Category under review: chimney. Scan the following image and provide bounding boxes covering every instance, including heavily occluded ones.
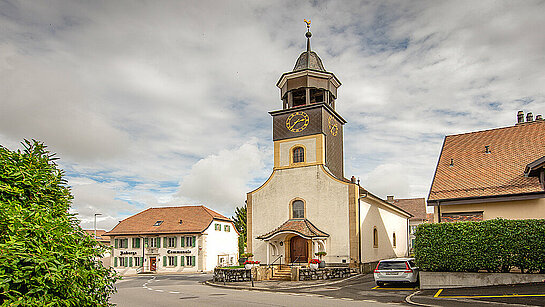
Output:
[485,145,491,154]
[386,195,394,203]
[517,111,524,124]
[527,112,534,122]
[536,115,543,121]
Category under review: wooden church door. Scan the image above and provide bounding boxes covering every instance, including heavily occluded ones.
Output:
[290,236,308,263]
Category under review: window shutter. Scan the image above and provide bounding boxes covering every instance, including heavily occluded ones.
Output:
[163,256,167,266]
[174,237,177,247]
[181,255,185,266]
[140,257,144,266]
[144,238,148,247]
[192,236,196,247]
[163,237,168,247]
[129,257,132,267]
[174,256,177,266]
[157,237,161,248]
[136,238,140,248]
[192,256,196,266]
[114,257,117,267]
[115,239,118,249]
[181,236,185,247]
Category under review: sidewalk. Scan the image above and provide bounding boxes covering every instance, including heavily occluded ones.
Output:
[205,273,361,291]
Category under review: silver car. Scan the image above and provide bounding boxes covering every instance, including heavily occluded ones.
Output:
[373,258,419,286]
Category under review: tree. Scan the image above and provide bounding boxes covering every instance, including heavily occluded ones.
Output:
[232,204,247,256]
[0,140,118,306]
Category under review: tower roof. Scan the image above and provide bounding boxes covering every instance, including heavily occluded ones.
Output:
[293,51,325,72]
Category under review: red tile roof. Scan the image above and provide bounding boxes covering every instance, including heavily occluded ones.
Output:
[257,219,329,240]
[84,229,110,243]
[105,205,233,236]
[429,120,545,201]
[391,198,427,221]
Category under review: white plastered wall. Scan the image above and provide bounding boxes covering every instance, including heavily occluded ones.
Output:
[203,220,239,271]
[111,235,201,275]
[360,198,409,263]
[251,165,351,264]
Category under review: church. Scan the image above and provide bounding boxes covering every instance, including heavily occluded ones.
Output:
[247,23,412,269]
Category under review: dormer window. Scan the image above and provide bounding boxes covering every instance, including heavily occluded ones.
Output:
[293,147,305,163]
[153,220,163,226]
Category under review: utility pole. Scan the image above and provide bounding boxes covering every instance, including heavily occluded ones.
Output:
[94,213,102,239]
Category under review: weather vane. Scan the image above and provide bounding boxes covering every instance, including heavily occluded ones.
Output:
[304,19,311,30]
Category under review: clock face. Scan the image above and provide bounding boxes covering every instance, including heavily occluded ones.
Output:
[328,115,338,136]
[286,111,310,132]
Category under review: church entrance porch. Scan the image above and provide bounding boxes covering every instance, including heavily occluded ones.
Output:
[256,218,329,265]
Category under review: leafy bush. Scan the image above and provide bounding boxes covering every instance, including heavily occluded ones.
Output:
[414,218,545,273]
[0,140,119,306]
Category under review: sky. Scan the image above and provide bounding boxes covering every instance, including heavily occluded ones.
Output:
[2,0,545,230]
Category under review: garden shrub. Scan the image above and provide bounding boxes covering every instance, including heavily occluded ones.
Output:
[0,140,119,306]
[414,218,545,273]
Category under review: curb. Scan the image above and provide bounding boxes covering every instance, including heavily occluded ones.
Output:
[204,273,363,291]
[405,291,437,307]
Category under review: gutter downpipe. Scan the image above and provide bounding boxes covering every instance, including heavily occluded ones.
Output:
[436,201,441,223]
[358,190,368,270]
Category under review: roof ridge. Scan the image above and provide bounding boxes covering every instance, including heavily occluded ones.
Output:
[447,120,545,138]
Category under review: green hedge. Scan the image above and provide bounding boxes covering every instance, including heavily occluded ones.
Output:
[414,218,545,273]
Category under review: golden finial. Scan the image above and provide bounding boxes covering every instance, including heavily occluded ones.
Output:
[304,19,311,30]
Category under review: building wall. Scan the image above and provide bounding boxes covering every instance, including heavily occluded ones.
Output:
[436,198,545,221]
[111,234,200,275]
[249,165,351,264]
[202,220,239,271]
[360,197,409,263]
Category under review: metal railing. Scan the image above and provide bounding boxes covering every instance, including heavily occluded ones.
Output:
[289,256,302,266]
[269,255,283,278]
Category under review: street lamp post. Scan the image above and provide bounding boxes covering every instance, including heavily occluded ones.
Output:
[94,213,102,239]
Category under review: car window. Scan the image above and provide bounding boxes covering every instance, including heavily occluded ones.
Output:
[408,261,416,267]
[377,261,406,270]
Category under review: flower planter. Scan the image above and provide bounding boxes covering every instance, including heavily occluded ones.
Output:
[309,263,319,270]
[318,260,326,268]
[245,264,253,269]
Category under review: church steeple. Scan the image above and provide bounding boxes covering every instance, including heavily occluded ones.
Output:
[270,22,346,179]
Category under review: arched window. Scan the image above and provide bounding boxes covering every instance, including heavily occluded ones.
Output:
[373,227,378,248]
[293,147,304,163]
[292,200,305,219]
[393,232,396,248]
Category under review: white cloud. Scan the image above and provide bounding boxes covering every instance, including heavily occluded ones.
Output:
[177,140,266,215]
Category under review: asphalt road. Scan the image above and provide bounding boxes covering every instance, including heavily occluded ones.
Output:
[111,273,399,306]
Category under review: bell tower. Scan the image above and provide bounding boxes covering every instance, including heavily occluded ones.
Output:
[269,21,346,179]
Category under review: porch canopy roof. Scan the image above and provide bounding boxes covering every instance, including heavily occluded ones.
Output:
[257,219,329,240]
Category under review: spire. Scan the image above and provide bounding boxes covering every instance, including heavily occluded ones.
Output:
[293,20,325,72]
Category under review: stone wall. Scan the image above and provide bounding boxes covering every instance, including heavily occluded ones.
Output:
[213,268,252,282]
[298,267,353,281]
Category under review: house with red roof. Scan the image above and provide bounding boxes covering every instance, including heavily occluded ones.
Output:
[428,111,545,222]
[105,205,238,275]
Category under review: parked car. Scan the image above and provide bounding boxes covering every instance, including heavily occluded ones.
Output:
[373,258,419,286]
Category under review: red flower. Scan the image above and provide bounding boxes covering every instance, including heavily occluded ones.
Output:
[309,259,321,264]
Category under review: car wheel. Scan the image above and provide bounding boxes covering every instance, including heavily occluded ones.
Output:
[376,281,384,287]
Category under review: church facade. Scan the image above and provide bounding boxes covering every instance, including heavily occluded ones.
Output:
[247,26,412,269]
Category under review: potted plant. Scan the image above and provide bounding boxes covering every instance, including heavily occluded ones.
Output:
[239,252,253,265]
[315,252,327,268]
[244,260,260,269]
[308,259,320,270]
